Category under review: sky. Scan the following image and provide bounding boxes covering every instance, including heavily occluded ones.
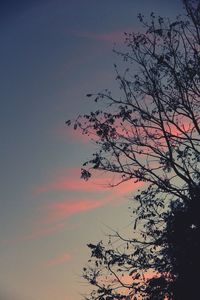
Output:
[0,1,182,299]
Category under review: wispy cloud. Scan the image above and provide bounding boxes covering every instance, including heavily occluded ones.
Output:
[34,166,142,197]
[44,252,72,267]
[69,29,127,43]
[23,222,65,240]
[34,167,143,224]
[43,198,109,223]
[34,167,113,195]
[3,222,66,245]
[99,270,164,299]
[38,183,142,224]
[2,169,144,245]
[54,125,91,143]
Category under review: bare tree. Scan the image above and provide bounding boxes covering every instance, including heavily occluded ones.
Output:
[67,1,200,299]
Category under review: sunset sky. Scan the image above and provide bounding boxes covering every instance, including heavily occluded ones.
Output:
[0,1,182,299]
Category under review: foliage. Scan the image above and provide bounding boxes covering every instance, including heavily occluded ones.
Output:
[67,1,200,299]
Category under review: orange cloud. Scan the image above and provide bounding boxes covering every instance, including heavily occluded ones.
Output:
[99,270,169,299]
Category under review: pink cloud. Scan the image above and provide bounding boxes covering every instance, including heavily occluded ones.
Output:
[44,198,109,223]
[164,119,192,137]
[60,108,193,149]
[2,223,65,245]
[111,179,143,196]
[34,167,113,195]
[54,125,92,143]
[57,118,144,145]
[34,167,143,197]
[23,222,65,240]
[34,167,144,224]
[39,181,143,224]
[109,180,143,207]
[44,252,72,267]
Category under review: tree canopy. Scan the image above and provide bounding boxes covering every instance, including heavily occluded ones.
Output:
[67,1,200,299]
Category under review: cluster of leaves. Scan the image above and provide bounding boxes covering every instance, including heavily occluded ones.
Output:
[67,1,200,299]
[83,185,173,300]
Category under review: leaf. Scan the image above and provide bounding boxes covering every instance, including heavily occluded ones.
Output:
[65,120,71,126]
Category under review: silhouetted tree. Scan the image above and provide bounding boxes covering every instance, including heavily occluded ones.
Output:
[67,0,200,299]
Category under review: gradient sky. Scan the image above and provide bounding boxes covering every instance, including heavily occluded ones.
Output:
[0,1,182,299]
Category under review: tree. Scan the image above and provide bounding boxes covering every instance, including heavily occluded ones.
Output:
[67,0,200,299]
